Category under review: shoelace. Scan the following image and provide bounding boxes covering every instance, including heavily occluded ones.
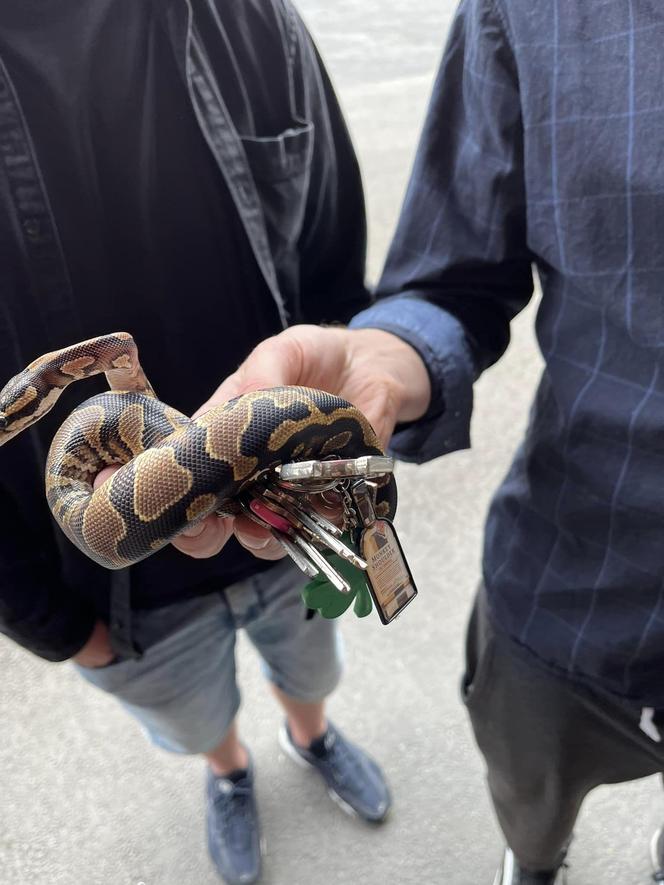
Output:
[211,782,254,849]
[320,735,367,789]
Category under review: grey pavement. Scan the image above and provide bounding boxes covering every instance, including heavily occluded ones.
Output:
[1,3,662,884]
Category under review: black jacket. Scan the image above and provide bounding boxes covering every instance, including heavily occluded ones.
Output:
[0,0,369,662]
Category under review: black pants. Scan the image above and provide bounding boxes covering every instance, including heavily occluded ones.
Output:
[463,586,664,871]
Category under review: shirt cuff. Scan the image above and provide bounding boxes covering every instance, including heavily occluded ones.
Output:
[349,295,476,464]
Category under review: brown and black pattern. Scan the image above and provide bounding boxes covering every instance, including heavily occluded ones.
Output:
[0,335,397,569]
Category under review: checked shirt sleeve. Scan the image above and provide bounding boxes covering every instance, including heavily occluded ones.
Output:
[353,0,534,464]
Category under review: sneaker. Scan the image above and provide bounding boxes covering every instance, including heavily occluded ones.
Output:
[651,826,664,881]
[493,848,568,885]
[206,758,262,885]
[278,720,391,822]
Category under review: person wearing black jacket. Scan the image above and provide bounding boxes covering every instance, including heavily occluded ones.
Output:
[0,2,390,883]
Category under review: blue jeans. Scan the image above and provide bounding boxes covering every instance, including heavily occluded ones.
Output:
[76,559,342,754]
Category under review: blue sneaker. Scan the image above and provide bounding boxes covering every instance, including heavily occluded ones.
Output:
[206,758,262,885]
[278,721,391,822]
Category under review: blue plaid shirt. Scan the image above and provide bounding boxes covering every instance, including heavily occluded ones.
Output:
[351,0,664,706]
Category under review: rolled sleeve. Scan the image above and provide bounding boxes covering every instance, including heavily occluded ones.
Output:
[349,295,476,464]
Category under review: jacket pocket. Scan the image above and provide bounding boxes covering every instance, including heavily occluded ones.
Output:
[241,120,314,294]
[242,121,313,184]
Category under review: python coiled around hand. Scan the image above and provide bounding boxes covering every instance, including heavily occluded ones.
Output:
[0,333,396,569]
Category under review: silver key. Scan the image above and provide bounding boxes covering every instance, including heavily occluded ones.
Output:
[260,485,366,569]
[260,485,343,537]
[349,478,378,528]
[242,489,352,592]
[271,532,319,578]
[237,497,319,579]
[292,534,351,594]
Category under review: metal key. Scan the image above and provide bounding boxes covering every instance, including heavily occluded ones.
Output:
[261,485,344,538]
[259,485,365,568]
[239,487,353,593]
[349,478,378,528]
[240,461,419,625]
[272,532,319,578]
[292,534,351,594]
[236,452,397,599]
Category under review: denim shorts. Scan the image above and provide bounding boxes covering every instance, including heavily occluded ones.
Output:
[75,559,343,754]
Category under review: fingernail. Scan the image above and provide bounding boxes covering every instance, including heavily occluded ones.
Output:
[181,522,206,538]
[240,534,271,550]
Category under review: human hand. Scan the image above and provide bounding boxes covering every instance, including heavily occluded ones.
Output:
[72,618,115,668]
[193,325,431,558]
[192,325,431,449]
[91,325,431,563]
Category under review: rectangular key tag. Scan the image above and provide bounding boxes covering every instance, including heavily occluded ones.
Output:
[359,519,418,625]
[279,455,394,483]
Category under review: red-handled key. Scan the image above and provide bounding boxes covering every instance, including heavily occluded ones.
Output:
[249,498,292,534]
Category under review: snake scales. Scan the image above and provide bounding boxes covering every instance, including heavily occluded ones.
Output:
[0,332,396,569]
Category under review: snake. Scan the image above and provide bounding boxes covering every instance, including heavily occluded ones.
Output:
[0,332,396,569]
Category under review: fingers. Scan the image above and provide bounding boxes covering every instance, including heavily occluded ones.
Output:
[172,515,287,561]
[233,515,287,561]
[92,467,284,562]
[192,328,311,418]
[93,464,120,489]
[193,325,428,451]
[171,514,234,559]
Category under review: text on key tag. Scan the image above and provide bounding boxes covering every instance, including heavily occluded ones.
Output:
[360,520,418,624]
[350,479,418,625]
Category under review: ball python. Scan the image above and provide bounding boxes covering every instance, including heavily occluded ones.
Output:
[0,332,396,569]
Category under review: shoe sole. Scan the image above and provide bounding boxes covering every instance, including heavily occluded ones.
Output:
[651,826,663,872]
[493,847,569,885]
[493,848,515,885]
[206,835,266,885]
[277,724,362,821]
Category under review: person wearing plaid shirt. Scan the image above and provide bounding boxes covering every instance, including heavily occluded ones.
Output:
[208,0,664,882]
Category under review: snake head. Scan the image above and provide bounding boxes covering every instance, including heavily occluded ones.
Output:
[0,370,61,446]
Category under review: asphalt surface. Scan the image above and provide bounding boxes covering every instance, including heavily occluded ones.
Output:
[1,2,662,884]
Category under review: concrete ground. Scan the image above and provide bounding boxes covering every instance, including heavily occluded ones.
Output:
[1,2,662,884]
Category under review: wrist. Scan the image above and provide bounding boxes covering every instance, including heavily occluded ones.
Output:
[348,329,431,424]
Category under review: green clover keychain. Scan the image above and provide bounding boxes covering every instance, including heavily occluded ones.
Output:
[301,533,373,619]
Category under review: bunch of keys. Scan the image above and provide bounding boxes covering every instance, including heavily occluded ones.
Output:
[239,455,418,625]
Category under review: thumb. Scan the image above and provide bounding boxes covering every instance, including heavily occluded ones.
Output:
[192,329,307,418]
